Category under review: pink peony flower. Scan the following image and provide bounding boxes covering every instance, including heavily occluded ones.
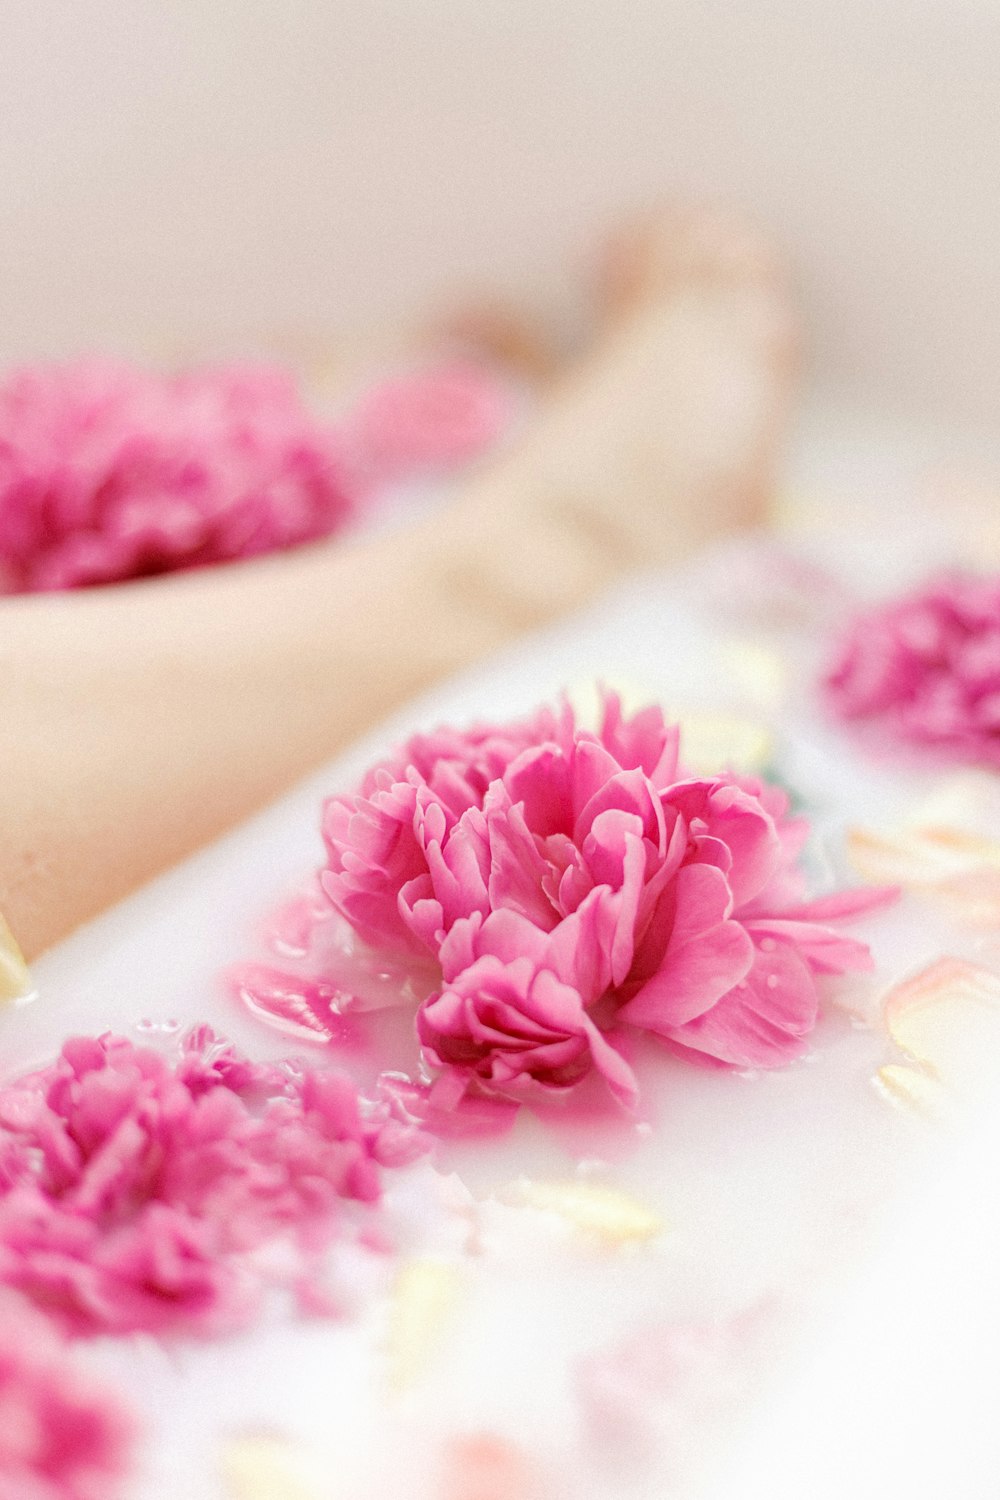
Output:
[0,1027,411,1336]
[321,694,888,1103]
[321,702,567,957]
[0,1290,135,1500]
[825,571,1000,766]
[0,357,509,594]
[417,943,639,1102]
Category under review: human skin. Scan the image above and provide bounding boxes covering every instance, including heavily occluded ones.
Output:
[0,207,796,959]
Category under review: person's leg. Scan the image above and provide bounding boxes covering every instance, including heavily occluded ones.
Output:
[0,206,796,959]
[435,204,795,627]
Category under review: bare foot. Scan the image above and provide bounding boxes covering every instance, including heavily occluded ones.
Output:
[433,203,798,626]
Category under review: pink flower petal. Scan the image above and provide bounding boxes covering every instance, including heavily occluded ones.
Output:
[0,1030,409,1338]
[0,1290,136,1499]
[310,692,889,1106]
[825,571,1000,767]
[663,940,819,1069]
[620,865,755,1031]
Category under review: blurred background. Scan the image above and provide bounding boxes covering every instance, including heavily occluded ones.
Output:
[1,0,998,427]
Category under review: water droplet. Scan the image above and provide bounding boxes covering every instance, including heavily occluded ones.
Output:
[760,937,777,953]
[766,975,779,989]
[135,1017,181,1035]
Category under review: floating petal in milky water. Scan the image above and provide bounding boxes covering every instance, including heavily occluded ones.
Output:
[502,1178,663,1246]
[847,824,1000,929]
[873,1063,950,1121]
[388,1258,463,1392]
[879,957,1000,1104]
[219,1432,322,1500]
[847,824,1000,884]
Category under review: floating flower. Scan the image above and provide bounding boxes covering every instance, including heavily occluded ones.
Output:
[0,1028,415,1337]
[0,358,508,593]
[320,694,888,1104]
[0,1290,135,1500]
[321,702,566,957]
[825,571,1000,766]
[0,362,354,591]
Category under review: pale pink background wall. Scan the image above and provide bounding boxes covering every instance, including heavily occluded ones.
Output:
[1,1,998,423]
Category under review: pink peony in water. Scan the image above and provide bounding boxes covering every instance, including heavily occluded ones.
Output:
[824,571,1000,767]
[0,358,508,593]
[321,694,888,1103]
[0,1027,414,1336]
[0,1290,135,1500]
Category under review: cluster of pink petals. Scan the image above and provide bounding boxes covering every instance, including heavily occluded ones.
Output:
[0,357,507,593]
[321,694,887,1104]
[0,1290,135,1500]
[825,571,1000,766]
[0,1027,410,1337]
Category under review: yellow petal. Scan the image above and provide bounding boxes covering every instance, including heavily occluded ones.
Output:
[0,914,31,1004]
[505,1178,663,1245]
[675,711,773,777]
[218,1434,321,1500]
[873,1064,950,1122]
[845,826,978,887]
[387,1258,462,1393]
[881,958,1000,1097]
[847,825,1000,928]
[931,867,1000,930]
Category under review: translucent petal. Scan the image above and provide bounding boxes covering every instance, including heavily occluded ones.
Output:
[504,1177,663,1245]
[218,1433,321,1500]
[873,1063,950,1121]
[388,1258,462,1392]
[881,958,1000,1098]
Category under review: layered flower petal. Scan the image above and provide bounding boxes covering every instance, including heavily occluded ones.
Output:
[316,691,888,1107]
[657,940,820,1069]
[825,571,1000,767]
[619,864,755,1029]
[0,1290,135,1499]
[0,1030,401,1337]
[0,358,509,594]
[417,958,638,1104]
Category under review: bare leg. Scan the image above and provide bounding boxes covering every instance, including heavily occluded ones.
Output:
[0,206,796,959]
